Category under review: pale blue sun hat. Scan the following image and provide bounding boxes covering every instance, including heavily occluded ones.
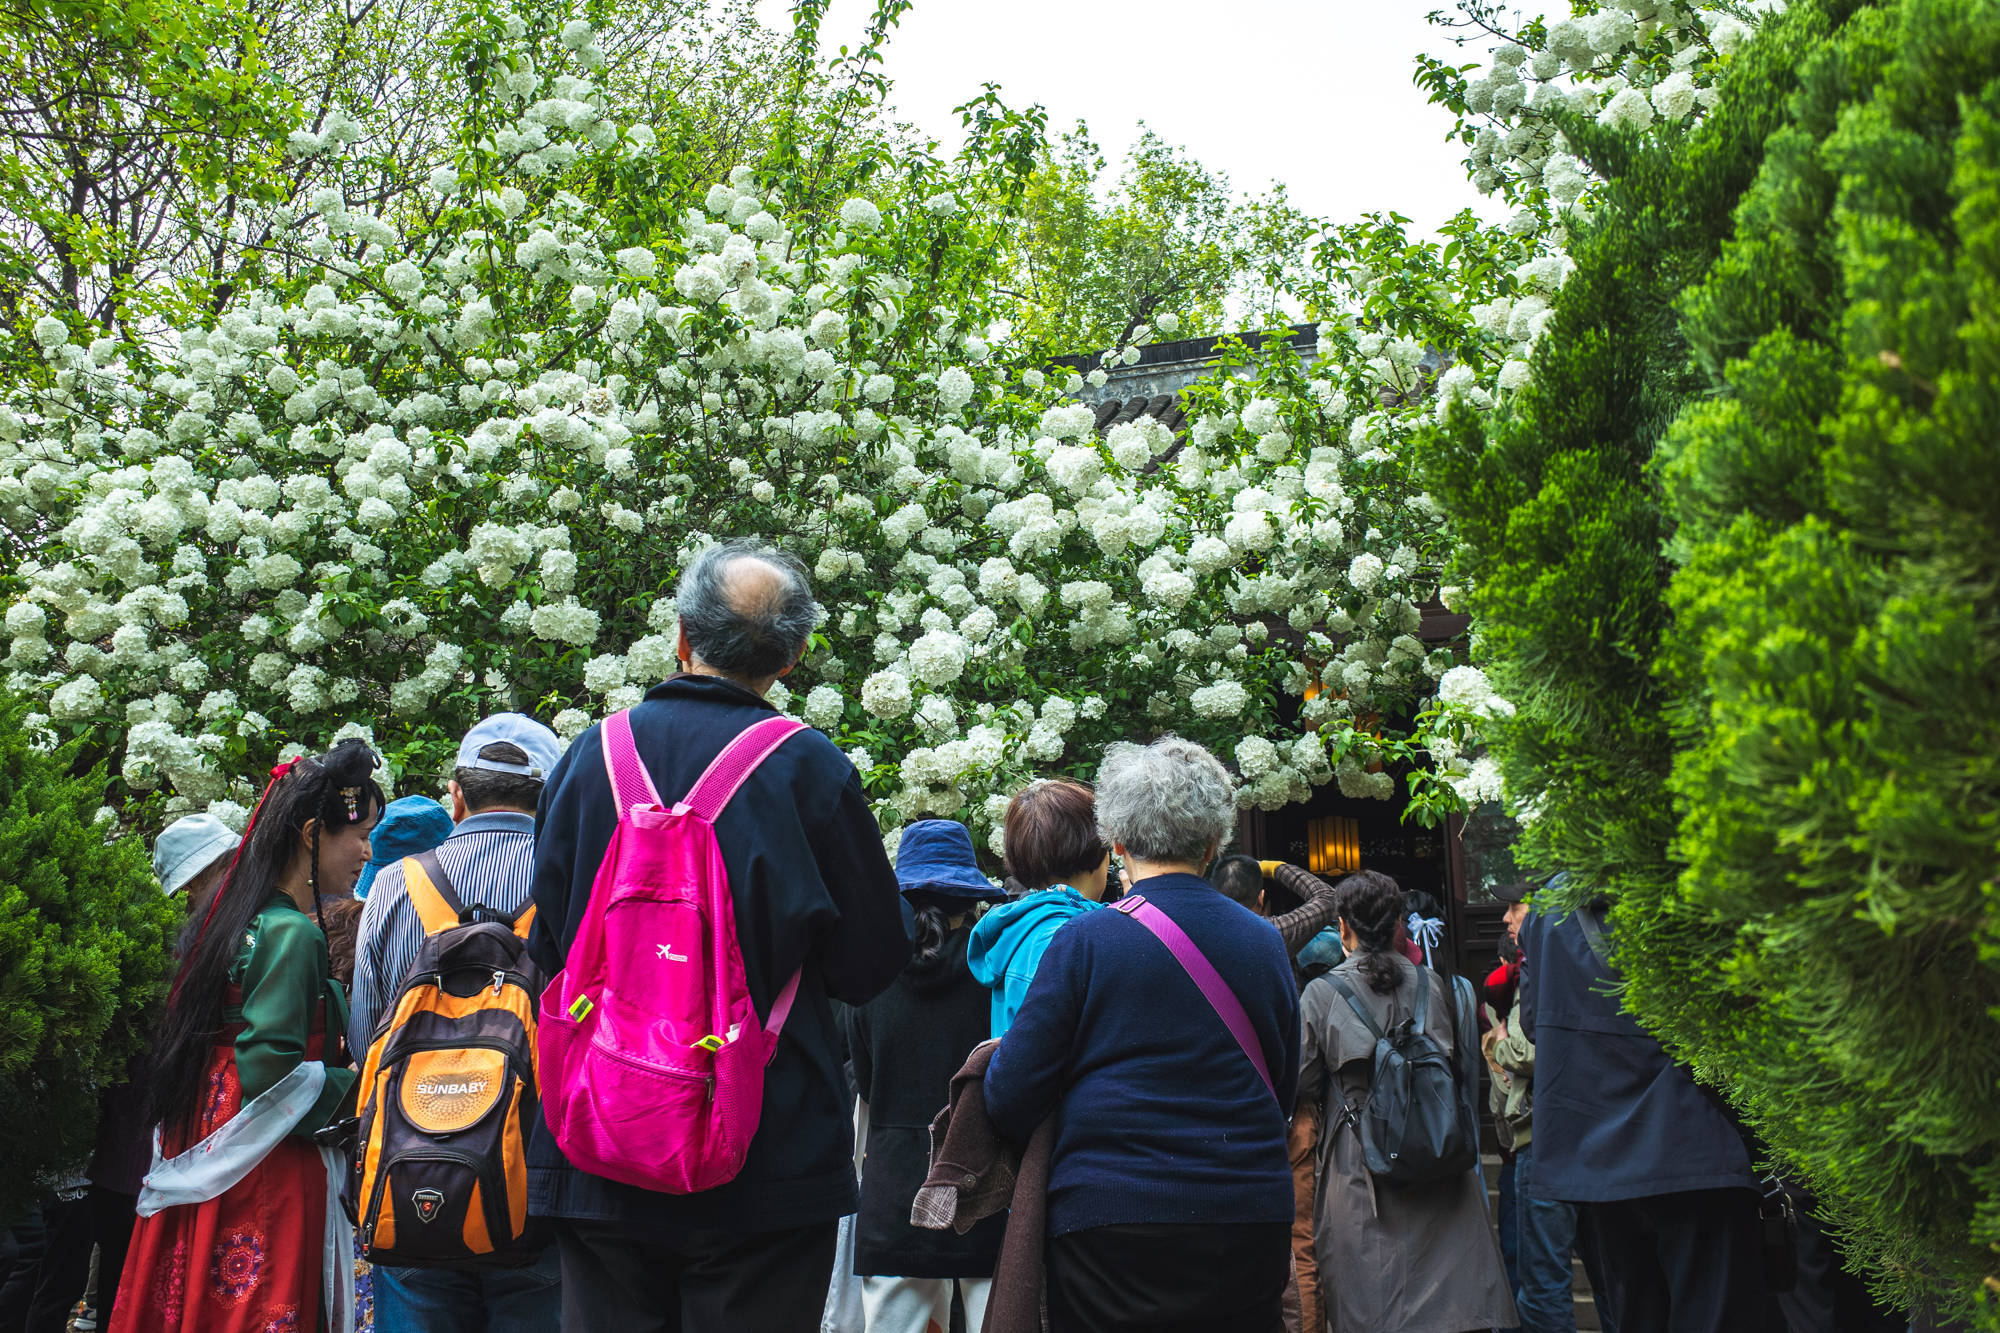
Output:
[152,814,240,896]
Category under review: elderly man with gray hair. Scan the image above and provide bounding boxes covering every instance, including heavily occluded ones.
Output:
[983,735,1300,1333]
[527,538,910,1332]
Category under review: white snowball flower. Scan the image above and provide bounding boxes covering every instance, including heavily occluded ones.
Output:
[1155,312,1181,335]
[861,669,913,720]
[1598,86,1656,133]
[582,654,628,694]
[803,685,844,729]
[616,246,657,278]
[1651,70,1698,121]
[553,708,591,741]
[50,675,104,720]
[838,198,883,233]
[1497,360,1533,391]
[1348,552,1385,594]
[32,315,68,350]
[914,693,958,735]
[936,367,975,411]
[529,598,601,646]
[906,629,969,687]
[1191,679,1250,719]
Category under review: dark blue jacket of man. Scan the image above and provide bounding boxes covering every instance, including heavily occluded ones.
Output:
[1519,904,1754,1202]
[527,673,910,1232]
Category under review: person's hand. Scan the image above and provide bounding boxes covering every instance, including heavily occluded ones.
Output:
[1481,1027,1506,1078]
[1117,863,1135,896]
[1259,860,1283,878]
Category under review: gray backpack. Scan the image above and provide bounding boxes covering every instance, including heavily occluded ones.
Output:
[1326,970,1479,1184]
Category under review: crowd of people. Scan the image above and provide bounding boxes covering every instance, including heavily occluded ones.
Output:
[0,539,1914,1333]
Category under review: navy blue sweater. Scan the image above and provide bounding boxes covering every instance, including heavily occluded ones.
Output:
[982,874,1300,1236]
[527,673,910,1231]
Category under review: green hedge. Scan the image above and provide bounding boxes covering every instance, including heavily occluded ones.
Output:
[1428,0,2000,1317]
[0,701,177,1223]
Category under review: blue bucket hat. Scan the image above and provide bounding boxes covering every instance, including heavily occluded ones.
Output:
[895,820,1006,903]
[355,795,456,899]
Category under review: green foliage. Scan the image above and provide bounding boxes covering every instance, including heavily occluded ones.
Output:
[0,695,177,1222]
[996,128,1249,359]
[0,0,296,362]
[1429,0,2000,1316]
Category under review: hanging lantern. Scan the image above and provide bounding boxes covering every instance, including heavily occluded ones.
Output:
[1307,816,1361,876]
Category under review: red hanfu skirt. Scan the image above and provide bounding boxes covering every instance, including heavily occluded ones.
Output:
[110,1023,332,1333]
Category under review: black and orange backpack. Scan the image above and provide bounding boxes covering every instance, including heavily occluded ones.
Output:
[352,849,545,1267]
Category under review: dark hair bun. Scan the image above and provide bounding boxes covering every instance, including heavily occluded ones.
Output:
[1336,869,1407,994]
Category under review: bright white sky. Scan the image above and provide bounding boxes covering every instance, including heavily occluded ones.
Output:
[750,0,1518,235]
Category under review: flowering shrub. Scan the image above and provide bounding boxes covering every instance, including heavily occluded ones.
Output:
[0,2,1533,852]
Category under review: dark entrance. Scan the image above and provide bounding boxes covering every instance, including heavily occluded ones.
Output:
[1239,788,1526,982]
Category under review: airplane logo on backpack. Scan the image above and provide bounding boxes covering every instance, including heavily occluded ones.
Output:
[656,944,688,962]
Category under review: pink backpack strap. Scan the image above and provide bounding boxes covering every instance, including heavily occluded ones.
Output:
[600,709,664,813]
[677,716,809,822]
[678,714,810,1051]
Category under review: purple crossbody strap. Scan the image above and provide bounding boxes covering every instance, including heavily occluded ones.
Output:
[1115,895,1277,1101]
[600,709,664,813]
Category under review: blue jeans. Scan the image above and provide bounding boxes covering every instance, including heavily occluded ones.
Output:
[1498,1155,1523,1333]
[373,1245,562,1333]
[1514,1142,1579,1333]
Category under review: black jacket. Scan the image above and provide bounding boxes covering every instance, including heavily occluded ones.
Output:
[527,673,911,1231]
[845,923,1006,1278]
[1519,906,1754,1202]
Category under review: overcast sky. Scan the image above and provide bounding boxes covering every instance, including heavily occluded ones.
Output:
[750,0,1517,235]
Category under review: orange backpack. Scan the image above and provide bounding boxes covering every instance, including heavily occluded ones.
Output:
[352,851,545,1267]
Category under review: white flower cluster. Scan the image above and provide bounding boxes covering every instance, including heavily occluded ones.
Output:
[0,12,1494,844]
[1457,3,1773,202]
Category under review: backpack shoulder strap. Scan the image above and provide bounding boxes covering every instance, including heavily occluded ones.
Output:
[678,716,809,822]
[1577,903,1617,975]
[601,708,664,813]
[1324,971,1387,1042]
[403,849,466,938]
[1115,895,1276,1102]
[507,902,537,942]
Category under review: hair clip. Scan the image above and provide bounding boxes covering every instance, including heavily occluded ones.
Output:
[340,786,362,822]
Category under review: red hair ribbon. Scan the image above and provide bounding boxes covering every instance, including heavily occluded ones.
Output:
[167,758,297,1007]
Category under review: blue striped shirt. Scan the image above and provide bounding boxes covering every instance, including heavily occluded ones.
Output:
[347,809,538,1057]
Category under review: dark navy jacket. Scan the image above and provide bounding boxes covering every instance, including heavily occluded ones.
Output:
[983,874,1300,1236]
[1519,905,1755,1202]
[527,673,910,1232]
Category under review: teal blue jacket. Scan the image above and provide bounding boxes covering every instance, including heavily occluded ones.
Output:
[965,886,1102,1037]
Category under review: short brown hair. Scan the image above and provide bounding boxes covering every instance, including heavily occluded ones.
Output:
[1003,779,1107,892]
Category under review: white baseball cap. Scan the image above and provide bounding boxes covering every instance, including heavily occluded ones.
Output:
[455,713,564,779]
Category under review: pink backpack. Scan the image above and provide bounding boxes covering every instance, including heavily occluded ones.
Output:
[537,708,806,1193]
